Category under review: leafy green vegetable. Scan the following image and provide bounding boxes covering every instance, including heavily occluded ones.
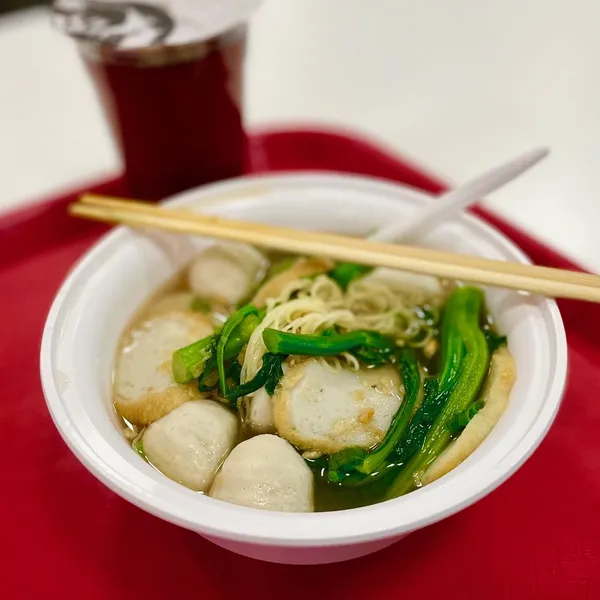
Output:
[175,303,273,402]
[262,328,396,365]
[189,297,212,313]
[483,328,507,352]
[172,335,216,384]
[447,399,485,434]
[387,296,476,461]
[226,359,242,384]
[337,463,400,488]
[352,343,395,367]
[361,348,422,472]
[304,454,329,474]
[390,377,447,464]
[329,262,373,289]
[216,305,261,395]
[197,356,219,392]
[325,453,399,487]
[386,287,490,499]
[225,353,287,406]
[327,347,422,483]
[327,447,366,483]
[221,307,264,360]
[173,305,264,386]
[415,304,440,326]
[133,438,145,458]
[263,358,285,395]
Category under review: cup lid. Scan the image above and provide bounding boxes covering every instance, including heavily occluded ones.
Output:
[52,0,260,48]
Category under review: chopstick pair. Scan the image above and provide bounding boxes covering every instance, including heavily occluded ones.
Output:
[69,193,600,303]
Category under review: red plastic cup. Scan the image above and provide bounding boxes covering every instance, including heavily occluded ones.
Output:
[79,27,247,200]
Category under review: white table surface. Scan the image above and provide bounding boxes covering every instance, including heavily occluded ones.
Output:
[2,1,599,270]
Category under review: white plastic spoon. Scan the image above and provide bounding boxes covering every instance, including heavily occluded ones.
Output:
[369,146,549,244]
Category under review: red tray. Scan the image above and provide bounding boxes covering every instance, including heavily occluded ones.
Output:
[3,128,599,599]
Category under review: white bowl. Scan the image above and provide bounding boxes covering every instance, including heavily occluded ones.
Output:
[40,173,567,565]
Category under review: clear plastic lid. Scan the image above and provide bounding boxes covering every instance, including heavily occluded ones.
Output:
[52,0,261,49]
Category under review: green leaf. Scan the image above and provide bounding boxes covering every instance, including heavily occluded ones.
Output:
[264,356,285,395]
[391,376,446,463]
[225,353,287,407]
[386,287,490,499]
[327,447,368,483]
[447,399,485,434]
[329,262,373,289]
[483,328,507,352]
[351,344,394,367]
[226,359,242,385]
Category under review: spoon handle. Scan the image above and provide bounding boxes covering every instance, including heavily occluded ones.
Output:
[369,146,549,244]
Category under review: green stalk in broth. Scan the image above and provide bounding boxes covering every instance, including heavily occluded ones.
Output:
[172,305,263,385]
[386,287,490,499]
[133,438,145,458]
[389,287,479,464]
[447,399,485,434]
[390,377,445,464]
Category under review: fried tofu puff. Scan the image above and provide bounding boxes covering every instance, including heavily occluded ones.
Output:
[114,311,213,425]
[422,347,517,485]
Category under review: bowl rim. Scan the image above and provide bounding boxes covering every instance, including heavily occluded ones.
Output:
[40,171,568,547]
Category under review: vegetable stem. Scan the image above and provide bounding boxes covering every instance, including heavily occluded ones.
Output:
[447,399,485,434]
[216,305,261,395]
[359,348,422,474]
[172,305,263,386]
[386,287,490,499]
[326,347,422,483]
[263,328,394,357]
[172,335,216,384]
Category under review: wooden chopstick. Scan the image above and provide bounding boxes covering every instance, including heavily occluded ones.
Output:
[69,193,600,303]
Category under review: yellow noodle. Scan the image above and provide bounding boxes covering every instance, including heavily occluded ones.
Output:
[242,274,439,382]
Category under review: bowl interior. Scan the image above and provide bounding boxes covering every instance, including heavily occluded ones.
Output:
[41,173,566,546]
